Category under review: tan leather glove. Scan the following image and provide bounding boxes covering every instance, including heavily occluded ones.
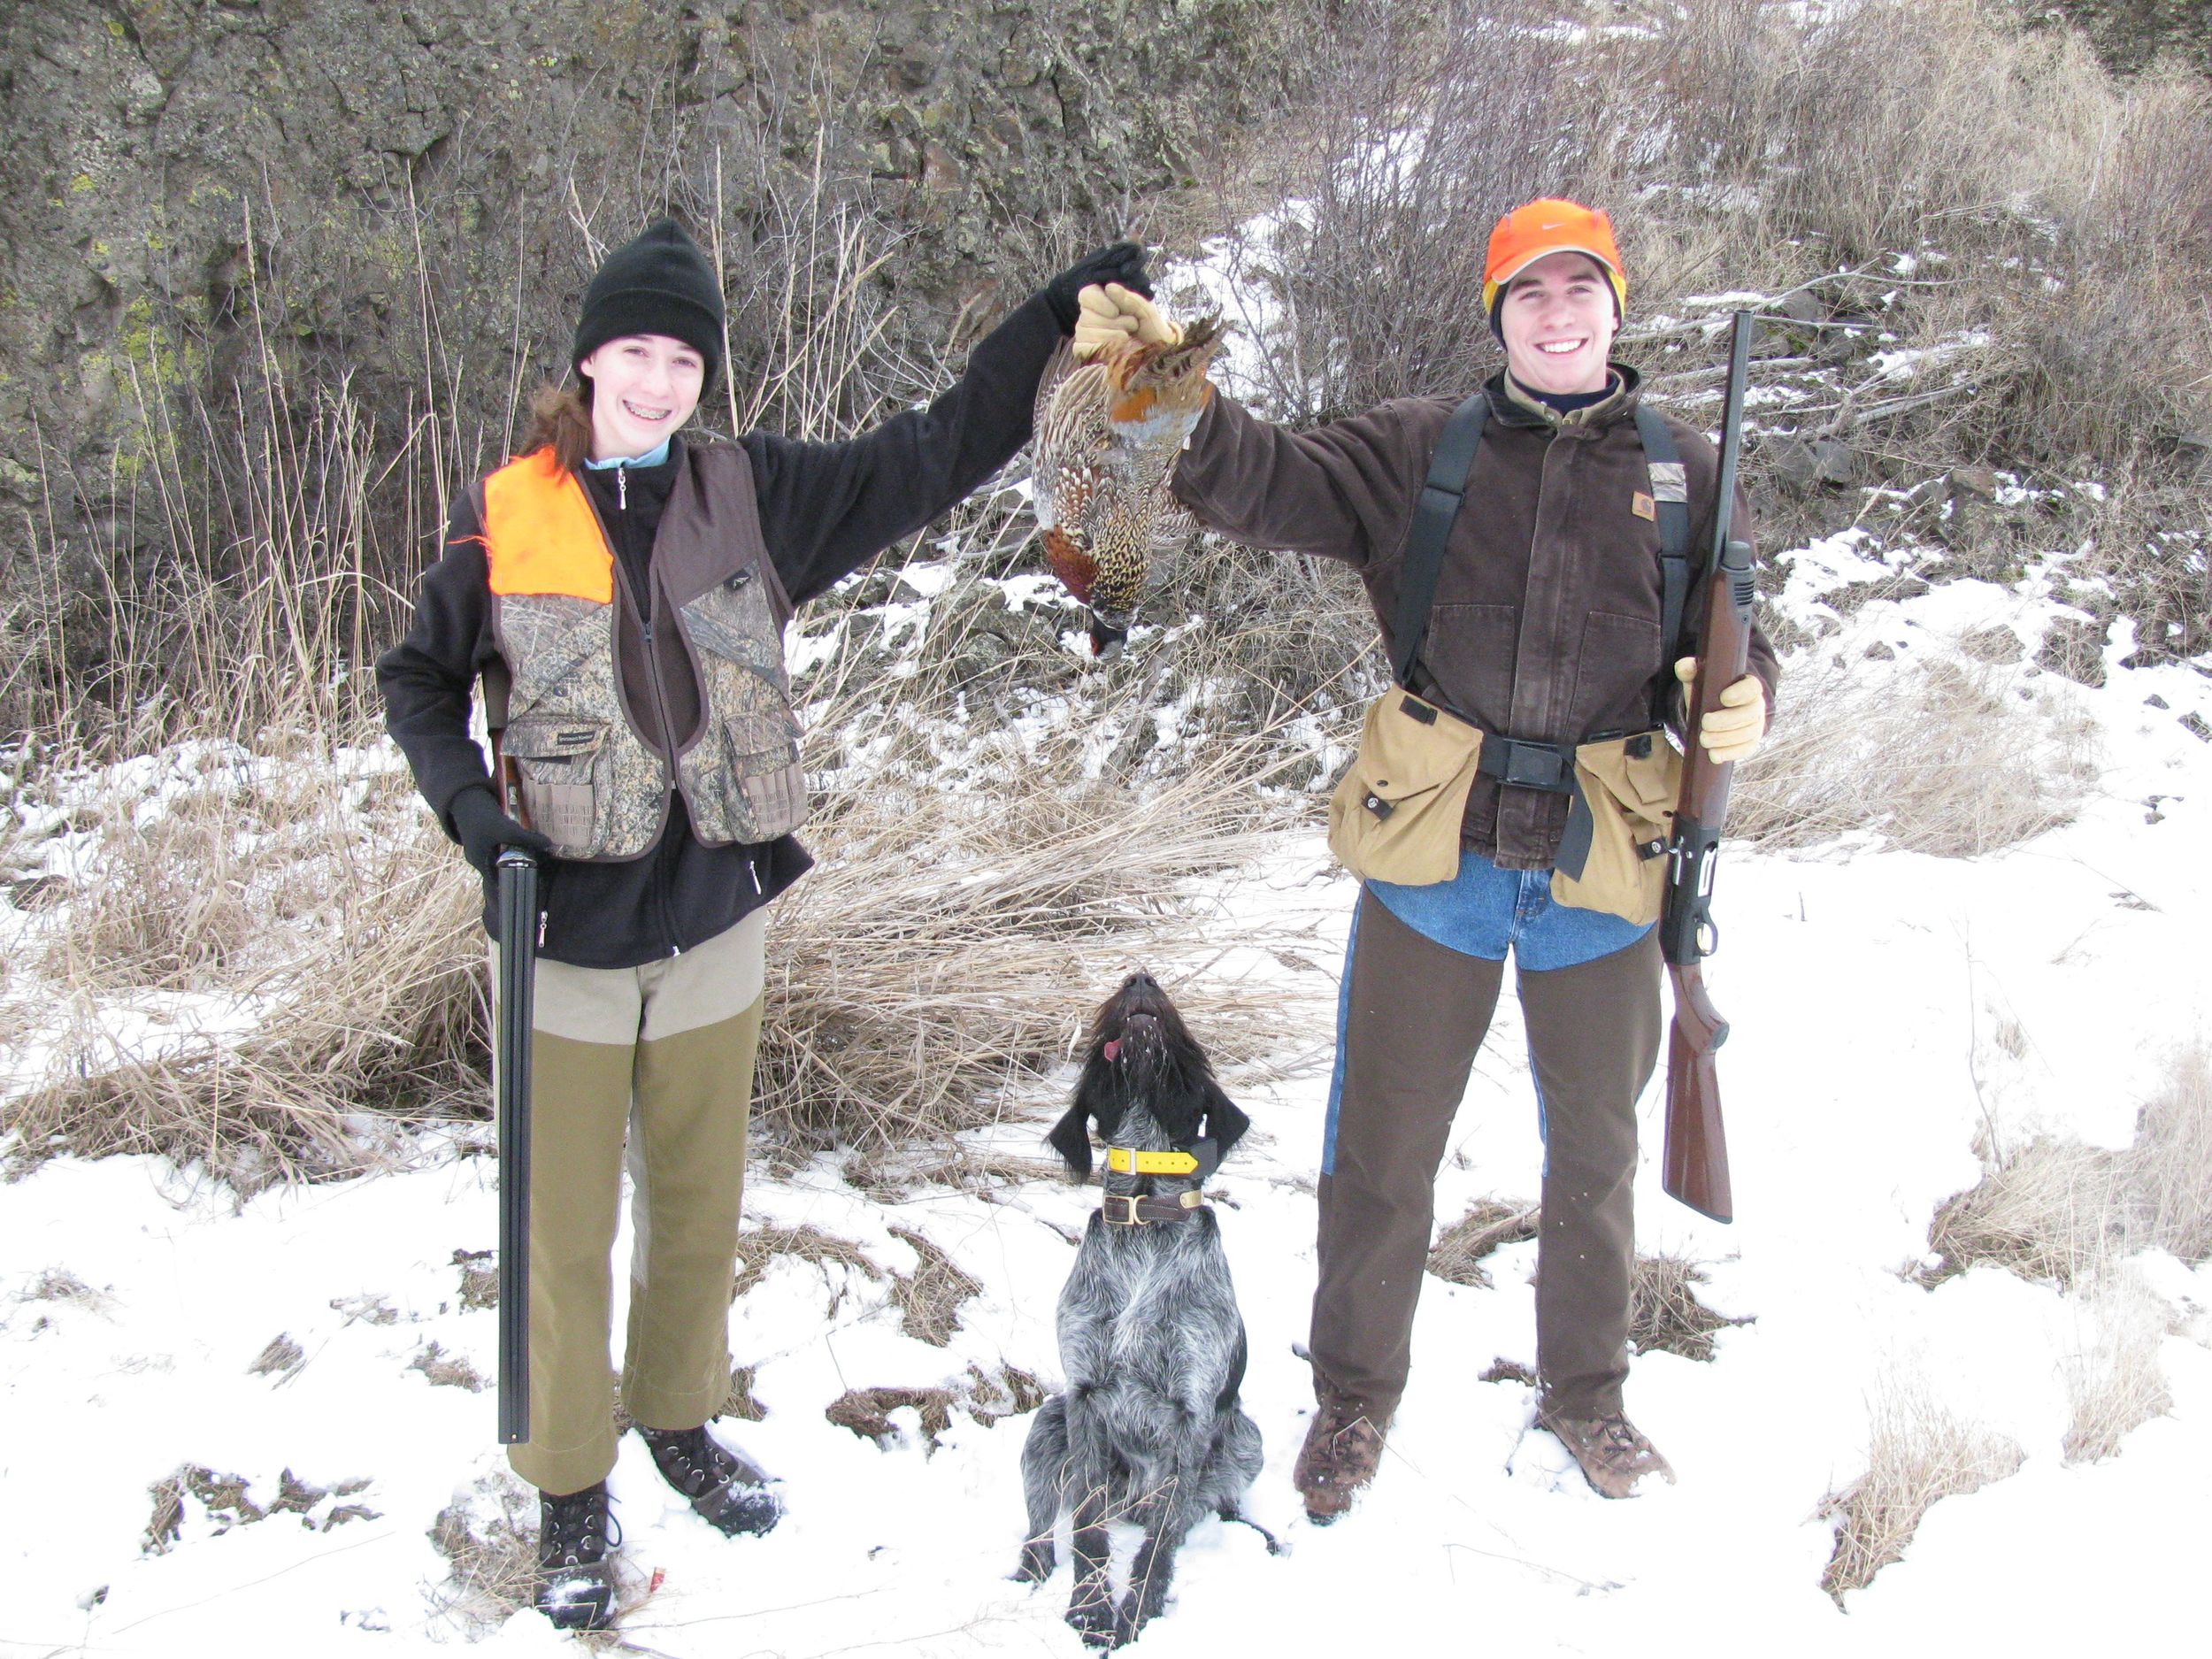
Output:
[1071,281,1180,361]
[1675,656,1767,765]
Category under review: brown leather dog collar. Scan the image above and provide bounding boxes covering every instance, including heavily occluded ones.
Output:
[1101,1190,1207,1226]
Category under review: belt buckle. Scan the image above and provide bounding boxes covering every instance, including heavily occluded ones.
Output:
[1502,741,1565,791]
[1102,1194,1148,1227]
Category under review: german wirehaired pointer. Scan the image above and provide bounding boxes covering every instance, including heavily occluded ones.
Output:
[1017,972,1276,1648]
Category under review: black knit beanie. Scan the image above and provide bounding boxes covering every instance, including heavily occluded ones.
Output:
[572,219,726,393]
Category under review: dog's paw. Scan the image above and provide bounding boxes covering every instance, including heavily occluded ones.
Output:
[1011,1542,1055,1584]
[1065,1597,1118,1649]
[1110,1598,1150,1649]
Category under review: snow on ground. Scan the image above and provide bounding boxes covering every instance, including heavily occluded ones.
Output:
[4,546,2210,1655]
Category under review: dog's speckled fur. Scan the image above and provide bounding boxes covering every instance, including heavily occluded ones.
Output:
[1017,973,1270,1648]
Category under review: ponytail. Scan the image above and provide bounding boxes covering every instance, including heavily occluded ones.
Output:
[522,381,595,472]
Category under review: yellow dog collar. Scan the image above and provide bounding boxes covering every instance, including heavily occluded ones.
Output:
[1105,1146,1201,1177]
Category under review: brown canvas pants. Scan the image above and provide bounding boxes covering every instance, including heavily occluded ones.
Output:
[1312,890,1661,1424]
[492,910,765,1495]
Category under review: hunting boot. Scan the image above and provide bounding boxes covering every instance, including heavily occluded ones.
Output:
[535,1480,618,1631]
[1292,1398,1388,1524]
[636,1423,781,1536]
[1537,1407,1676,1499]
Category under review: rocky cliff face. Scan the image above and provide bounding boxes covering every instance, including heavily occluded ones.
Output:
[1,0,1294,648]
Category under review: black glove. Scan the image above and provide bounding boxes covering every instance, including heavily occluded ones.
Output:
[448,784,554,880]
[1044,241,1153,331]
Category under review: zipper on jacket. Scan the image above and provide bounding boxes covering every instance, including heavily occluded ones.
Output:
[580,482,687,956]
[617,464,627,511]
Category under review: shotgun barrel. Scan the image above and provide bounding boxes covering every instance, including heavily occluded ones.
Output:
[1659,310,1759,1224]
[495,845,539,1444]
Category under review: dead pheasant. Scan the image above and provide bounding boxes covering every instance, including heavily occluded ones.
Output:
[1031,314,1225,655]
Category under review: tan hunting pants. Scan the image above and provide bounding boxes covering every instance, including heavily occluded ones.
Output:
[492,910,765,1495]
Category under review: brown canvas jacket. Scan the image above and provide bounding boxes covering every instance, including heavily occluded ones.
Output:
[1171,365,1780,870]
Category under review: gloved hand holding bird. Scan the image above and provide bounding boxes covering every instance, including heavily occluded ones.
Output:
[1030,264,1223,656]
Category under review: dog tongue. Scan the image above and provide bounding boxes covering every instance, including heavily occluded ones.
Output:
[1103,1040,1121,1062]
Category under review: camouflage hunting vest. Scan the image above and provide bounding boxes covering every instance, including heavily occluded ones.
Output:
[480,445,808,862]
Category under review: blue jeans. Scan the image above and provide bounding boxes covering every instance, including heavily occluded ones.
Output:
[1367,855,1653,971]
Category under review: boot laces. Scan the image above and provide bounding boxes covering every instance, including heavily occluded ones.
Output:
[541,1484,617,1568]
[641,1425,733,1498]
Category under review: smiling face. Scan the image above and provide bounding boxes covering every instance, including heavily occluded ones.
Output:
[577,334,706,461]
[1498,250,1619,396]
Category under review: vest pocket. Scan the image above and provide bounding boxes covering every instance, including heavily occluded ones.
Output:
[725,710,808,841]
[503,718,610,853]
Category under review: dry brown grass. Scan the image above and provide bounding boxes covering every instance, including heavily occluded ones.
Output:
[729,1225,887,1308]
[887,1226,982,1348]
[1732,657,2099,856]
[1924,1137,2127,1288]
[2124,1041,2212,1262]
[1819,1376,2025,1601]
[4,790,483,1187]
[1630,1253,1755,1363]
[753,758,1323,1158]
[1924,1041,2212,1287]
[2061,1265,2173,1464]
[427,1473,558,1638]
[1426,1198,1540,1289]
[825,1362,1046,1455]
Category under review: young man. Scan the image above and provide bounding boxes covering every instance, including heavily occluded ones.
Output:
[1083,199,1776,1516]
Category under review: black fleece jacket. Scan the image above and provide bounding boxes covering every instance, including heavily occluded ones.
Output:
[377,292,1064,968]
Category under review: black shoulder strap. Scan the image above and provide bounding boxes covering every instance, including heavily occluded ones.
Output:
[1390,393,1489,689]
[1633,403,1694,663]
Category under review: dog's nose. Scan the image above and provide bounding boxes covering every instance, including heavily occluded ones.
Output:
[1132,972,1156,989]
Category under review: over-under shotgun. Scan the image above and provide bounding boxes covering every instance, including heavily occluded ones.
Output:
[492,725,537,1444]
[1658,310,1759,1224]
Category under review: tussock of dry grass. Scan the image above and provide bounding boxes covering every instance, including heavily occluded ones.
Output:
[5,809,483,1189]
[825,1362,1045,1455]
[1732,658,2098,856]
[1924,1137,2126,1288]
[1426,1198,1540,1289]
[887,1226,982,1348]
[754,761,1321,1157]
[1819,1379,2024,1601]
[2125,1042,2212,1262]
[1924,1041,2212,1288]
[1630,1253,1754,1363]
[427,1474,546,1635]
[729,1225,886,1307]
[2061,1266,2173,1464]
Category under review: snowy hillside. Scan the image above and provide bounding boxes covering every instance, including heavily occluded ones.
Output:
[5,532,2208,1655]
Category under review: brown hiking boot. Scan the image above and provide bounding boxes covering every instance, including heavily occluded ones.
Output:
[1293,1402,1387,1524]
[1537,1409,1676,1499]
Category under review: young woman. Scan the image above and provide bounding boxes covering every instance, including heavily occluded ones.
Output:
[378,219,1148,1628]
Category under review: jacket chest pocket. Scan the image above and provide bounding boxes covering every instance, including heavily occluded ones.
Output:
[503,718,611,853]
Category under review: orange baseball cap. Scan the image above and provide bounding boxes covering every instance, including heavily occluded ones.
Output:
[1482,198,1627,324]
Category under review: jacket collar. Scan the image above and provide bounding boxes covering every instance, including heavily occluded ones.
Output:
[1486,363,1643,432]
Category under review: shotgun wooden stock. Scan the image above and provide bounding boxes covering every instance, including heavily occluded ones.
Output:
[1658,311,1758,1225]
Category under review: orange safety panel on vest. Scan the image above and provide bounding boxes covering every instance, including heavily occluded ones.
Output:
[482,450,615,604]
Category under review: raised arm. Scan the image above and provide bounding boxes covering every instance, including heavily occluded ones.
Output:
[1169,391,1440,571]
[744,293,1064,607]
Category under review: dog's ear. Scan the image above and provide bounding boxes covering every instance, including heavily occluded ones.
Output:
[1046,1102,1094,1178]
[1202,1081,1251,1162]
